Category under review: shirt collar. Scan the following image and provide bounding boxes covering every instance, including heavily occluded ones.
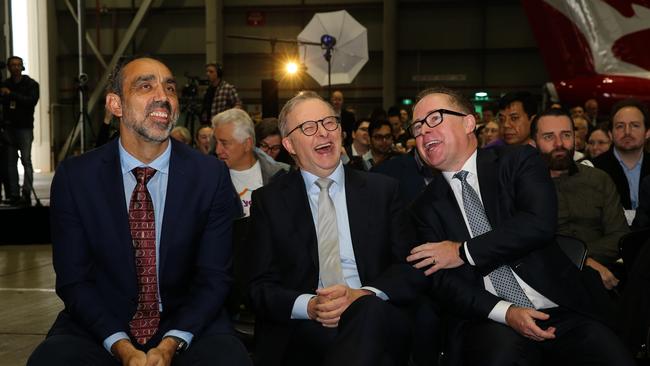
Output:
[301,160,345,194]
[119,138,172,175]
[441,149,478,185]
[613,147,643,171]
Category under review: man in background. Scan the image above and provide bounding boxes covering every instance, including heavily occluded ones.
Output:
[201,63,241,123]
[0,56,39,206]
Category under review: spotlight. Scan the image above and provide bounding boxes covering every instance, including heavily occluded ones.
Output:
[285,61,299,75]
[320,34,337,49]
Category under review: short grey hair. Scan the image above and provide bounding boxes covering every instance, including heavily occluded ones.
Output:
[278,90,335,137]
[211,108,256,144]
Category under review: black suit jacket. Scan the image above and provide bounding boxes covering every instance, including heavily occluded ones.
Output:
[371,150,436,204]
[410,146,611,322]
[48,139,238,346]
[593,149,650,209]
[247,166,425,363]
[341,109,356,145]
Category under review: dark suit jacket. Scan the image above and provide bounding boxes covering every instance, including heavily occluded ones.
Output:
[48,138,238,347]
[371,150,436,204]
[410,146,612,323]
[340,109,356,146]
[632,175,650,229]
[247,167,425,364]
[593,149,650,209]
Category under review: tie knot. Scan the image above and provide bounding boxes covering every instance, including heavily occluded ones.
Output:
[316,177,334,191]
[454,170,469,182]
[133,167,156,185]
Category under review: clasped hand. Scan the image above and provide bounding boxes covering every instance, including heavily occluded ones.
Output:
[307,284,372,328]
[407,241,464,275]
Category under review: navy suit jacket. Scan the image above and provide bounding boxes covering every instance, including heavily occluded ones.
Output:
[410,146,612,323]
[48,138,238,346]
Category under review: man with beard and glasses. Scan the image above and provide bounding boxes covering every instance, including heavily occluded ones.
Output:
[531,109,629,290]
[593,99,650,214]
[28,57,251,366]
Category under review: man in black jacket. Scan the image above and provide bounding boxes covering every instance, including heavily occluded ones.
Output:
[0,56,39,206]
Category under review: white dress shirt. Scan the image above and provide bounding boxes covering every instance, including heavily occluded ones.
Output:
[441,150,557,324]
[290,162,387,319]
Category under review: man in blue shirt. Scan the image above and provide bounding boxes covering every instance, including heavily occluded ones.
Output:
[28,57,251,366]
[247,91,425,366]
[593,98,650,211]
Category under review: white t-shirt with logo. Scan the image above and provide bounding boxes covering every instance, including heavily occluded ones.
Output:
[230,161,263,216]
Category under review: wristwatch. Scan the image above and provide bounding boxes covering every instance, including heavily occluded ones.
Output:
[164,335,187,354]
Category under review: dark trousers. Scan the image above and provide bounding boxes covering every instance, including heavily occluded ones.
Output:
[461,307,635,366]
[1,127,33,199]
[27,333,252,366]
[280,295,411,366]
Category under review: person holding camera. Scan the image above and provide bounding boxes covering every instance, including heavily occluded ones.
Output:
[0,56,39,206]
[201,62,242,124]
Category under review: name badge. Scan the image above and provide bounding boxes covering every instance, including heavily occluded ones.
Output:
[9,100,16,109]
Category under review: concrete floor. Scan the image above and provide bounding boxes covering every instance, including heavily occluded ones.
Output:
[0,244,60,366]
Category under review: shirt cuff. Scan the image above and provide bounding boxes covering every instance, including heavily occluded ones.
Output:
[163,330,194,348]
[463,242,476,266]
[291,294,316,319]
[103,332,129,354]
[487,300,512,325]
[361,286,388,301]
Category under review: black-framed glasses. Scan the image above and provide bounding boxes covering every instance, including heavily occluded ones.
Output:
[259,141,282,152]
[408,109,468,137]
[286,115,340,136]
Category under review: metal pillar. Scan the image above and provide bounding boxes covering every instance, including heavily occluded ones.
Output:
[382,0,397,110]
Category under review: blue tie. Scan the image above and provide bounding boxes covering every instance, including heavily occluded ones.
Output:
[454,170,534,308]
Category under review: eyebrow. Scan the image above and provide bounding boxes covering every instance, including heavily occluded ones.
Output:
[132,74,177,86]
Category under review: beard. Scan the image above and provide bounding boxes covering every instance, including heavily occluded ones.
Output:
[541,147,574,171]
[123,100,178,143]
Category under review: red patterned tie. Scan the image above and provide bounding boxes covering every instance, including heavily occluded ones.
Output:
[128,167,160,345]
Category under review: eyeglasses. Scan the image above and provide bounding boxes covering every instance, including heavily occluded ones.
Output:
[286,115,340,136]
[408,109,468,137]
[259,141,282,152]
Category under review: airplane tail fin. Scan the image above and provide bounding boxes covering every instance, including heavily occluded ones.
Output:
[521,0,595,80]
[521,0,650,80]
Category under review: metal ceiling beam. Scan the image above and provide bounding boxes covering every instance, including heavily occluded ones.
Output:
[64,0,107,69]
[58,0,154,163]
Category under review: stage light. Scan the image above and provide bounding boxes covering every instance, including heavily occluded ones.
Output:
[285,61,299,75]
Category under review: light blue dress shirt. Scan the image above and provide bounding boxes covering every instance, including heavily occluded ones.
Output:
[614,148,643,209]
[290,162,388,319]
[103,140,192,353]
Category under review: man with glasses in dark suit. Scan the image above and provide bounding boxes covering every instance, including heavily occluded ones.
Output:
[247,91,425,366]
[406,86,633,366]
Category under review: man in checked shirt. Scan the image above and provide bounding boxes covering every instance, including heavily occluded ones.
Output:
[201,62,242,124]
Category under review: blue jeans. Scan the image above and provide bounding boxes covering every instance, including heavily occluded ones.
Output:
[4,127,34,199]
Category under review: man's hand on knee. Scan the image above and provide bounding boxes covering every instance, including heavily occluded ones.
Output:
[505,306,556,342]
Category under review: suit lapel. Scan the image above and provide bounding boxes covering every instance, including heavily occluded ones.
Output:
[476,149,500,226]
[344,167,370,280]
[430,175,471,240]
[282,170,319,268]
[99,139,134,277]
[159,140,188,274]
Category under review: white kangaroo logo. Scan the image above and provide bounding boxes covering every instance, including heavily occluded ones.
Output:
[544,0,650,77]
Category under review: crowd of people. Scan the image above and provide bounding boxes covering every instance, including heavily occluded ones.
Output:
[25,55,650,366]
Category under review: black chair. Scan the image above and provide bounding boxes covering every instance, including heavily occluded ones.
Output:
[228,216,255,352]
[619,227,650,273]
[556,234,588,270]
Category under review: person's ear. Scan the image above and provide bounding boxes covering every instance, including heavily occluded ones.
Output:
[106,93,123,118]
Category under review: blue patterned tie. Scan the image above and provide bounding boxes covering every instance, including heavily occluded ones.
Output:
[454,170,534,308]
